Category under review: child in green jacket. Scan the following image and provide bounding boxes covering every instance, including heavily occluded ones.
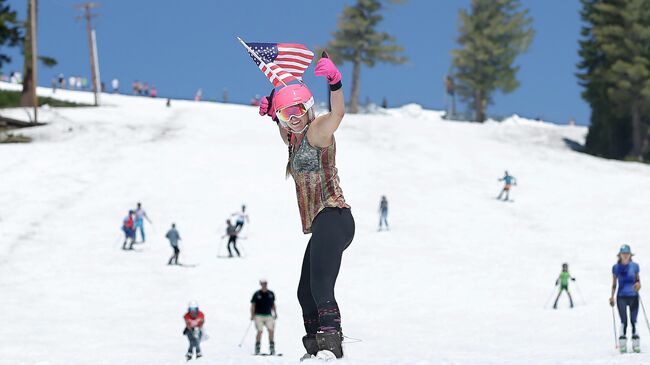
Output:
[554,263,576,309]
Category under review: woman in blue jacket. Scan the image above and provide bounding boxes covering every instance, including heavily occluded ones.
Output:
[610,244,642,352]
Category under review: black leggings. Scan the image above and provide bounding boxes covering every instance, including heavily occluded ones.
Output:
[617,296,639,336]
[297,208,355,334]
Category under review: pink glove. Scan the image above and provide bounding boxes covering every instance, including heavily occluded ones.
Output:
[258,90,277,121]
[259,96,271,116]
[314,57,342,85]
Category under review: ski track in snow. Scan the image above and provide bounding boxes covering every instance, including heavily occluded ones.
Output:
[1,83,650,365]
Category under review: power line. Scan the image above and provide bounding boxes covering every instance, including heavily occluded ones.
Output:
[75,2,101,106]
[29,0,38,122]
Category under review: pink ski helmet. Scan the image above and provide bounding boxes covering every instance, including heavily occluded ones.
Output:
[273,83,315,128]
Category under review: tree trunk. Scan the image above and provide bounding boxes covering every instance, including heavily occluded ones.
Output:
[349,52,361,114]
[629,100,645,161]
[474,89,486,123]
[451,93,456,118]
[20,0,34,107]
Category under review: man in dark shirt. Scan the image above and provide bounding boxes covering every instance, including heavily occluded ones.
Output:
[250,279,277,355]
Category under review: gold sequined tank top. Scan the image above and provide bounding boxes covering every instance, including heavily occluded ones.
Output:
[289,132,350,234]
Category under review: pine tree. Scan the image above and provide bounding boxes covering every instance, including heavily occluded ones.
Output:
[324,0,407,113]
[599,0,650,160]
[0,0,22,70]
[579,0,630,159]
[452,0,534,123]
[578,0,650,160]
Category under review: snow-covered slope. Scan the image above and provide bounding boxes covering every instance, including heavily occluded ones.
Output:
[1,83,650,365]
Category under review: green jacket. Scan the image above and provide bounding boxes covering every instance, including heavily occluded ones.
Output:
[558,271,572,287]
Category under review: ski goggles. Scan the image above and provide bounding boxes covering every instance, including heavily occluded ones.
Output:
[276,103,309,123]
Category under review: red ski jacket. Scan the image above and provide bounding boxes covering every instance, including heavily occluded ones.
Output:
[184,311,205,329]
[123,216,134,229]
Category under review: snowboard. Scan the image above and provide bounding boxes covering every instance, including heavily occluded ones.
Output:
[300,350,337,362]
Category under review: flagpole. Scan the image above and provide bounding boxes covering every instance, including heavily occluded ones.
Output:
[237,36,288,87]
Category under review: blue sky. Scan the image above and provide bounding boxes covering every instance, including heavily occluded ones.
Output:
[3,0,589,125]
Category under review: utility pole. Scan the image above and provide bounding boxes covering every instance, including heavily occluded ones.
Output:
[76,2,100,106]
[29,0,38,122]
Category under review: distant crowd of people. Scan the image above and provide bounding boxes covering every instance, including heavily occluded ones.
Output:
[41,74,161,97]
[47,74,92,92]
[132,80,158,97]
[0,71,333,107]
[1,71,23,84]
[45,74,129,96]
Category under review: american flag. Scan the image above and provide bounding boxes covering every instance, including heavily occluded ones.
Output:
[244,42,314,87]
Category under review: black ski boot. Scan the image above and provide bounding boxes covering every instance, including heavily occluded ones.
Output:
[269,341,275,355]
[302,334,318,354]
[185,352,193,361]
[254,341,261,355]
[316,331,344,359]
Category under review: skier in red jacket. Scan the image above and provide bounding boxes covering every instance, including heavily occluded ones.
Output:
[183,301,205,360]
[121,210,135,250]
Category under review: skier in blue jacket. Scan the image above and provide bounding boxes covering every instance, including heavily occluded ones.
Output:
[497,171,517,201]
[610,244,642,353]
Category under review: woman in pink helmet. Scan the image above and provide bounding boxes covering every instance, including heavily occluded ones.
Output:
[259,54,354,360]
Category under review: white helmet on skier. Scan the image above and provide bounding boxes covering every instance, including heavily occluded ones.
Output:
[188,300,199,311]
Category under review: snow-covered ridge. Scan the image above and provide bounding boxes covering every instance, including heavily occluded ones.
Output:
[1,82,649,365]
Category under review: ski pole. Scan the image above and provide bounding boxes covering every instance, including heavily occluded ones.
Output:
[639,295,650,335]
[342,334,363,344]
[217,236,227,257]
[573,281,587,305]
[612,305,619,349]
[544,285,558,309]
[238,321,253,347]
[238,240,247,258]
